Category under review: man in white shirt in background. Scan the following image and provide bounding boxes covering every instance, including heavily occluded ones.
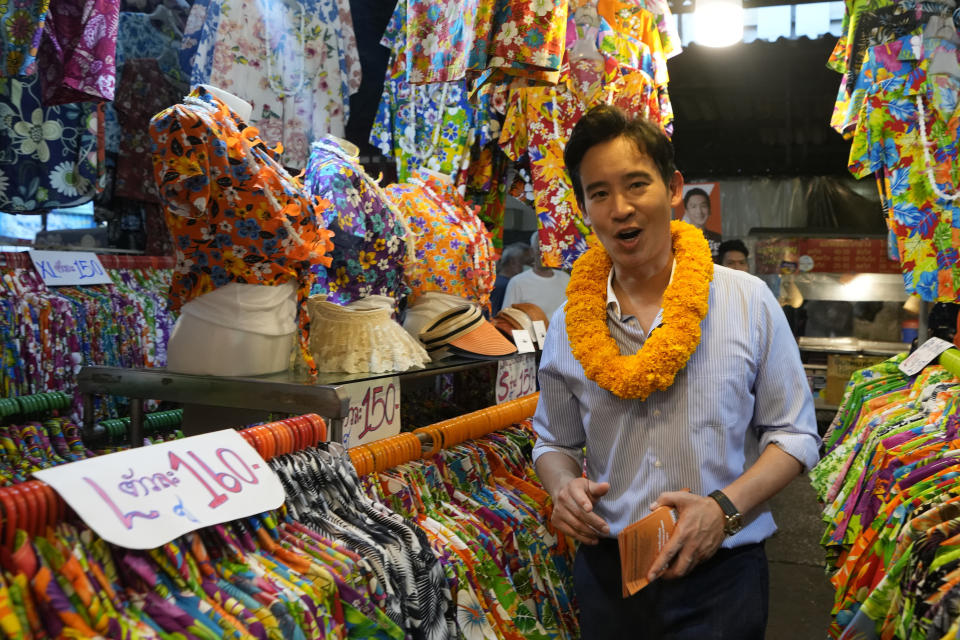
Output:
[502,231,571,317]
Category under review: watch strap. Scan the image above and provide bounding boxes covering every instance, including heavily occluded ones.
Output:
[708,490,742,535]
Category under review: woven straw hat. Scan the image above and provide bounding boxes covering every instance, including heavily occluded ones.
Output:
[307,295,430,373]
[418,304,517,360]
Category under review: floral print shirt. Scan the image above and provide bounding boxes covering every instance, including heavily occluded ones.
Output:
[0,0,49,77]
[36,0,120,105]
[848,37,960,302]
[148,86,335,369]
[500,57,663,268]
[384,169,495,309]
[371,70,476,183]
[302,137,412,309]
[0,74,100,212]
[184,0,361,170]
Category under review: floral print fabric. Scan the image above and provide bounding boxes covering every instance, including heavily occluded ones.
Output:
[500,58,663,268]
[384,169,495,308]
[848,37,960,302]
[184,0,361,170]
[148,86,334,368]
[0,0,49,77]
[302,137,412,309]
[0,74,100,212]
[37,0,121,105]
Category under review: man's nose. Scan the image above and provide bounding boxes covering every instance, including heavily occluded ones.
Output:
[611,191,634,218]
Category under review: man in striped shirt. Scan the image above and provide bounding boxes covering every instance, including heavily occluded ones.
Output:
[532,105,820,639]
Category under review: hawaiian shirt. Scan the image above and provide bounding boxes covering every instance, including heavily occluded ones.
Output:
[148,86,335,367]
[0,0,49,77]
[384,169,495,308]
[180,0,220,86]
[114,59,182,202]
[473,0,568,87]
[36,0,120,105]
[500,57,662,268]
[402,0,481,83]
[849,37,960,302]
[103,8,187,154]
[187,0,360,169]
[302,137,412,309]
[371,72,476,183]
[0,75,99,212]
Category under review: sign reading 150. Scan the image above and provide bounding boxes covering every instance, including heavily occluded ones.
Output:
[347,381,398,439]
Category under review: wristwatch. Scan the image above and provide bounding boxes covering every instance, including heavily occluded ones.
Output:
[708,490,743,536]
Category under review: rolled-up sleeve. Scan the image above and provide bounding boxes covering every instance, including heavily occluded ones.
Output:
[532,306,587,467]
[751,284,821,472]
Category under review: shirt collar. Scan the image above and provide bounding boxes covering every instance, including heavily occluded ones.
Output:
[605,258,675,321]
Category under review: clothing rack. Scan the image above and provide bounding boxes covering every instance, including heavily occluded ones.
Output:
[0,413,328,549]
[348,392,539,475]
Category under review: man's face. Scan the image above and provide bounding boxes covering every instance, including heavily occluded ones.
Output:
[684,194,710,228]
[721,250,749,272]
[578,135,682,273]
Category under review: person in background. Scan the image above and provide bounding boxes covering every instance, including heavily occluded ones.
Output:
[681,187,721,259]
[491,242,533,315]
[717,239,750,272]
[502,231,572,318]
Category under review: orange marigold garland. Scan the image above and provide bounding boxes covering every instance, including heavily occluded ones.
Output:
[565,220,714,399]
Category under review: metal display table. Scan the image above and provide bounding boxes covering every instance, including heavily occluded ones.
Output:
[78,355,523,445]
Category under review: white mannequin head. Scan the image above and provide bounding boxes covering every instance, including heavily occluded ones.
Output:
[199,84,253,121]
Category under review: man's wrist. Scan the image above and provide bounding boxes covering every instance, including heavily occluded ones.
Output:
[708,490,744,536]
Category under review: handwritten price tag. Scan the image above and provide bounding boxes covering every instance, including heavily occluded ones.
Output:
[29,250,112,286]
[33,430,284,549]
[340,376,401,448]
[899,337,954,376]
[496,354,537,404]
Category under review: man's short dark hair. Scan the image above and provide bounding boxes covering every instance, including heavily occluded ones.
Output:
[717,239,749,264]
[564,104,676,205]
[683,187,710,209]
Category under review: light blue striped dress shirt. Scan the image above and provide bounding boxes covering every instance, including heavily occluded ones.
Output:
[532,265,821,545]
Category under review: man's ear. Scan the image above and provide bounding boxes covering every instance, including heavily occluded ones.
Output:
[578,199,591,226]
[668,171,684,209]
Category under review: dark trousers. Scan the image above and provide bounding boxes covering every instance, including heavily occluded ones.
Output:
[574,538,769,639]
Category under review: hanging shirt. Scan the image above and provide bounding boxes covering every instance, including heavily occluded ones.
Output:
[384,169,495,308]
[0,75,100,212]
[848,38,960,302]
[148,86,334,369]
[36,0,121,105]
[500,57,662,269]
[187,0,360,170]
[302,136,412,309]
[0,0,50,77]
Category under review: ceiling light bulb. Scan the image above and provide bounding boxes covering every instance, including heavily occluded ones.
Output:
[696,0,744,47]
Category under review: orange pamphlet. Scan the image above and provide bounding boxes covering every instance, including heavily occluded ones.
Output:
[617,505,678,597]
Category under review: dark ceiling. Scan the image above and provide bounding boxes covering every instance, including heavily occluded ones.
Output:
[345,1,851,180]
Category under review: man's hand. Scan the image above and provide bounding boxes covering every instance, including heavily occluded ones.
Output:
[551,477,611,545]
[646,490,725,581]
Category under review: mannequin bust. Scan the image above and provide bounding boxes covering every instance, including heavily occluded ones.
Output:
[165,85,296,376]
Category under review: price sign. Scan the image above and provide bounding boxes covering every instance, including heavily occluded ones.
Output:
[899,337,954,376]
[29,250,112,286]
[532,320,548,347]
[512,330,536,353]
[33,430,284,549]
[496,354,537,404]
[340,376,401,448]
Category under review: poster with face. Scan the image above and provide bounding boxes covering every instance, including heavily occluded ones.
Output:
[673,182,722,237]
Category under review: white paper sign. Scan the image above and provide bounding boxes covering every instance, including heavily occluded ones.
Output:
[899,337,954,376]
[512,330,536,353]
[496,354,537,404]
[29,250,112,286]
[340,376,402,448]
[532,320,548,347]
[33,430,284,550]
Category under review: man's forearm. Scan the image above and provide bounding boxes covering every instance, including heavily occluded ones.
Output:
[535,451,584,499]
[721,444,804,517]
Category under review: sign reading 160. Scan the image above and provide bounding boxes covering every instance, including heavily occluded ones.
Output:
[349,382,398,439]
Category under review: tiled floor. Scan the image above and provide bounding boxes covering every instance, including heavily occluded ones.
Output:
[766,475,836,639]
